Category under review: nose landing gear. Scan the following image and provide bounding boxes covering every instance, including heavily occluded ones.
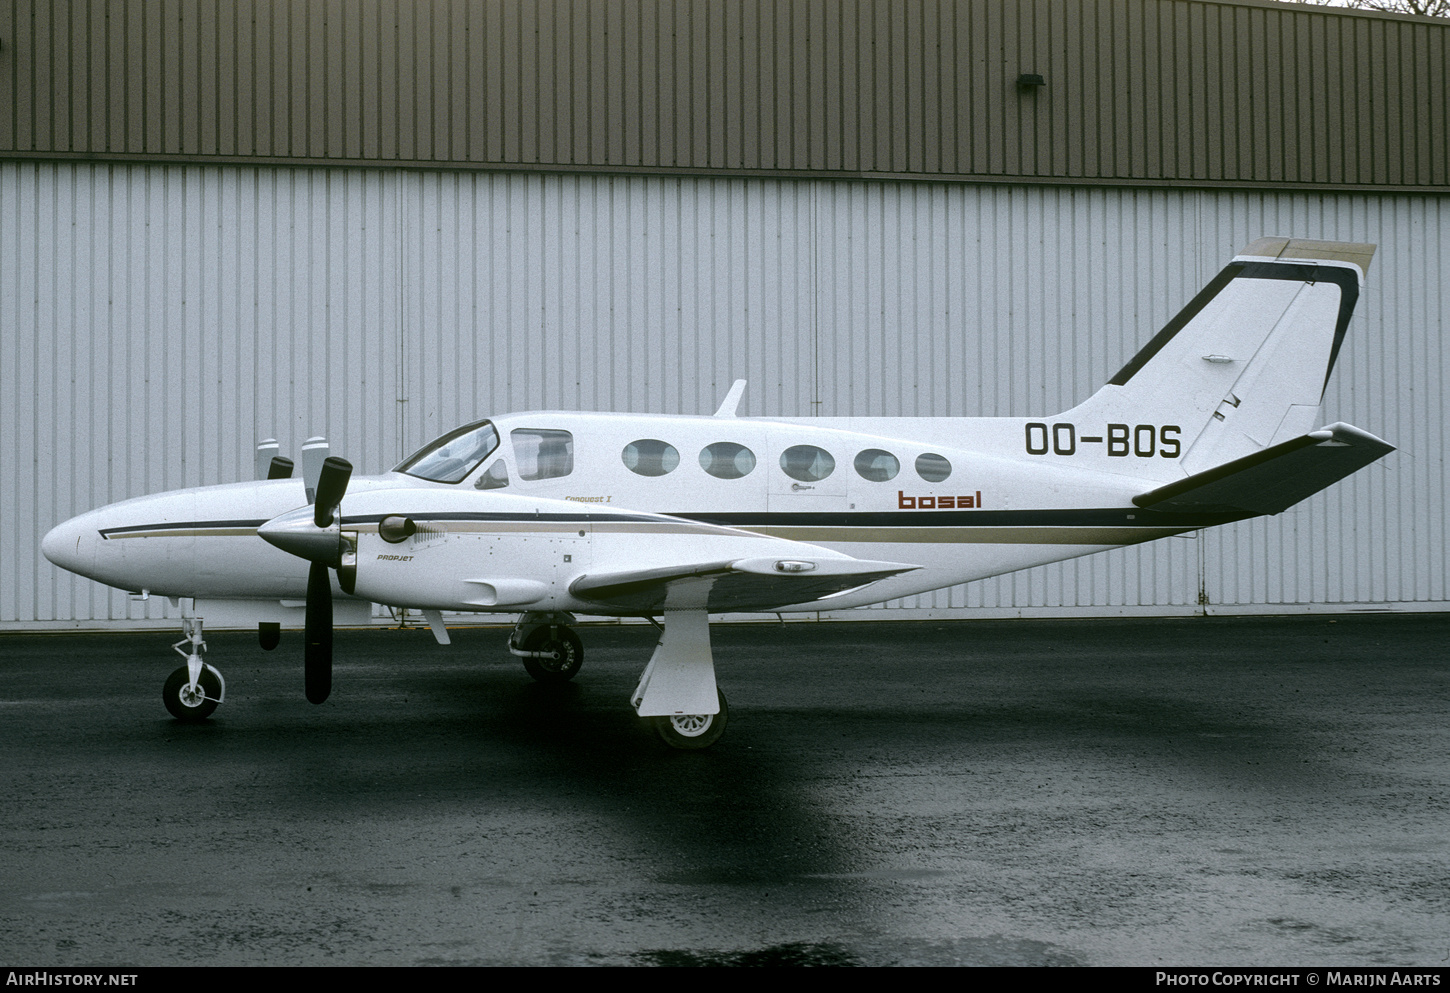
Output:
[163,616,226,722]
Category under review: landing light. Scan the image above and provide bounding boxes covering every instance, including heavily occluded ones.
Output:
[775,560,816,573]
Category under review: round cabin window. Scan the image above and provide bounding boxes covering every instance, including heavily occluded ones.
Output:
[915,452,952,483]
[854,449,900,482]
[622,439,680,477]
[780,445,836,482]
[699,442,757,479]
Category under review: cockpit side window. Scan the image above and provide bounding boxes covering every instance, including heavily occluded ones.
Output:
[393,420,500,484]
[512,428,574,480]
[474,459,510,490]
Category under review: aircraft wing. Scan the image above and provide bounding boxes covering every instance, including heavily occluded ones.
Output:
[1133,422,1394,516]
[569,556,919,613]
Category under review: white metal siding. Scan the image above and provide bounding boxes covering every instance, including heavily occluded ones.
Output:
[1,162,1442,627]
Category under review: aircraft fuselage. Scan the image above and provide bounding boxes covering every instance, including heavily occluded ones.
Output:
[43,411,1220,616]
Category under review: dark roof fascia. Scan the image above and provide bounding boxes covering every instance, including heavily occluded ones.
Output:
[3,150,1448,197]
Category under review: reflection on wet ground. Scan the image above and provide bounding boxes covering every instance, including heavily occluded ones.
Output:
[1,614,1446,965]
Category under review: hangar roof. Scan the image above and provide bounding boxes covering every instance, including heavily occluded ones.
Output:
[0,0,1445,191]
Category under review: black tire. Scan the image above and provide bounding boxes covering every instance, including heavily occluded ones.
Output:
[520,626,584,683]
[652,689,729,750]
[162,665,222,722]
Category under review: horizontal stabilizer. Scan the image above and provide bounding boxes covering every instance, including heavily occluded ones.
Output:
[1133,422,1393,516]
[571,556,919,613]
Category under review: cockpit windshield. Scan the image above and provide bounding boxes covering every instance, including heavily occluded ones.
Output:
[393,420,500,483]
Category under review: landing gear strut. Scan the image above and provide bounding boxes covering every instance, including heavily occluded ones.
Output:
[508,612,583,683]
[632,609,727,750]
[164,616,226,721]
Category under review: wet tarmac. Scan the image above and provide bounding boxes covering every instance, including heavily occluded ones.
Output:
[1,613,1447,966]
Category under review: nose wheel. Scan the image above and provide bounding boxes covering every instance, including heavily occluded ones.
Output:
[162,664,223,721]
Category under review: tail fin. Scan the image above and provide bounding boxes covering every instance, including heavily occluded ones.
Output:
[1063,238,1375,476]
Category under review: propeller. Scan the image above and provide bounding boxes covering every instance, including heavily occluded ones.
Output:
[257,455,354,705]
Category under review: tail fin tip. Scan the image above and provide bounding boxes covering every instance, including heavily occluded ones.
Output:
[1239,237,1376,279]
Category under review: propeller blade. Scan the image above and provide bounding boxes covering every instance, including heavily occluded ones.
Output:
[267,456,295,480]
[300,436,329,504]
[255,439,281,481]
[304,560,333,705]
[313,457,353,529]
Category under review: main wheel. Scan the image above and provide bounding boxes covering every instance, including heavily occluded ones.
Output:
[520,626,584,683]
[653,689,729,750]
[162,665,222,722]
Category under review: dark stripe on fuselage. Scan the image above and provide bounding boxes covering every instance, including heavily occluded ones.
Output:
[676,508,1251,529]
[99,519,271,538]
[344,512,670,525]
[98,505,1251,540]
[348,509,1253,529]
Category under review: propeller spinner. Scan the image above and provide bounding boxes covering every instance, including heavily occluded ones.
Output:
[257,456,354,704]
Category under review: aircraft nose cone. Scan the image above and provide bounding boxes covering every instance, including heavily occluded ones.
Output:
[258,506,341,565]
[42,515,98,577]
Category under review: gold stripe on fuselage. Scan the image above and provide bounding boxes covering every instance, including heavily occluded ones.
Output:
[743,525,1192,545]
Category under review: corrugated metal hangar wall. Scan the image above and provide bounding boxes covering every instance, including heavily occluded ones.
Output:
[0,1,1444,626]
[4,164,1444,627]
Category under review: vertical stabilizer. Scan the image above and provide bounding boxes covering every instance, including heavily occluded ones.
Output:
[1061,238,1374,476]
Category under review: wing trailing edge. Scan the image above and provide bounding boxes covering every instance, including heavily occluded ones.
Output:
[1133,422,1394,516]
[570,556,919,613]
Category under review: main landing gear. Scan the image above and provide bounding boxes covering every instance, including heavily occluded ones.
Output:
[508,609,729,749]
[632,609,727,750]
[508,612,583,683]
[163,616,226,722]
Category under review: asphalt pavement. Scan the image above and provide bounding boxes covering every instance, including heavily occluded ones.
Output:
[1,613,1446,966]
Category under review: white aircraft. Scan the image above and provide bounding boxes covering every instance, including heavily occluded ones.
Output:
[42,237,1394,748]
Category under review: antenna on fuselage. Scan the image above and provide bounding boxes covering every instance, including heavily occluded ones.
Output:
[714,380,747,418]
